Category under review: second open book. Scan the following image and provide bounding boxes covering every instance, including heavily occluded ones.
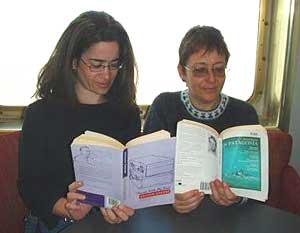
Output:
[175,119,269,202]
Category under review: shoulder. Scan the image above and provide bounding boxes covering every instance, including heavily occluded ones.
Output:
[228,97,256,112]
[24,98,67,118]
[148,91,182,118]
[23,98,70,130]
[227,96,259,123]
[24,99,48,118]
[151,91,181,109]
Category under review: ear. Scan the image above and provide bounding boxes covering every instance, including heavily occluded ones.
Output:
[177,64,186,82]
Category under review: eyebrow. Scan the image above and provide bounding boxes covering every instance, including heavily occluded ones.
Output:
[89,58,119,63]
[193,61,225,66]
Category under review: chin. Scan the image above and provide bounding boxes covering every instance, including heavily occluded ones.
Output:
[202,95,219,103]
[94,86,110,94]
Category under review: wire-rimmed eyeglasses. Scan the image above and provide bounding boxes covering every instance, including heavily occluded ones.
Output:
[183,63,227,78]
[80,58,123,73]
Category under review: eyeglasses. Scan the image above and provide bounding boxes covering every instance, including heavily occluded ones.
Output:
[80,58,123,73]
[183,63,226,78]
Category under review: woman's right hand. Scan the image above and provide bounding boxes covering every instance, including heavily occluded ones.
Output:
[65,181,93,220]
[100,204,135,224]
[173,190,205,213]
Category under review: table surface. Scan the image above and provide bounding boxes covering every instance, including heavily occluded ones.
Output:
[61,199,300,233]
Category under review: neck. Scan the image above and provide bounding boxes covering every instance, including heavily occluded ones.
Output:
[189,96,220,111]
[75,84,106,104]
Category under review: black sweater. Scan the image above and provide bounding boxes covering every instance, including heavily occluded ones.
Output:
[144,91,259,136]
[18,99,141,229]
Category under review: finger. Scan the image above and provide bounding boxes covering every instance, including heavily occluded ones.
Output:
[215,182,236,205]
[68,181,83,192]
[112,206,132,221]
[118,205,135,217]
[213,179,226,196]
[174,192,204,213]
[65,199,81,213]
[106,208,122,223]
[210,181,230,206]
[173,198,202,213]
[209,181,220,201]
[175,190,199,201]
[66,200,92,220]
[223,183,240,203]
[100,208,115,224]
[66,191,86,202]
[175,191,203,206]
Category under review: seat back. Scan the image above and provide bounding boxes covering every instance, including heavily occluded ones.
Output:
[0,131,28,233]
[266,129,292,208]
[280,165,300,214]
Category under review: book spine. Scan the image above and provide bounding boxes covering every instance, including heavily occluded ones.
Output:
[123,148,128,178]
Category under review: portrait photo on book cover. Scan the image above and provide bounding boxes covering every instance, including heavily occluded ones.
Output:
[208,135,217,156]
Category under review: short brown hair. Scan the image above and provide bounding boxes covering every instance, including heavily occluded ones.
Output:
[179,26,230,67]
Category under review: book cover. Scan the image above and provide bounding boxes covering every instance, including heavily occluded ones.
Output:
[175,119,268,202]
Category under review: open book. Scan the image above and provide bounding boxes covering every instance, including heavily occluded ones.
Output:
[71,130,176,209]
[175,119,268,202]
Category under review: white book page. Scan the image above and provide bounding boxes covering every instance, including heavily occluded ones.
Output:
[78,131,125,150]
[126,130,170,147]
[71,144,124,201]
[175,121,219,194]
[220,125,269,201]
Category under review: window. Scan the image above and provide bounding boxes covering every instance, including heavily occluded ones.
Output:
[0,0,260,106]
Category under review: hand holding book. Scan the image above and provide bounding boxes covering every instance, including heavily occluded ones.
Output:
[175,119,269,202]
[71,130,176,209]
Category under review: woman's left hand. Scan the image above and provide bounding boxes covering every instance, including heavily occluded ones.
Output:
[100,204,135,224]
[65,181,93,220]
[209,179,240,206]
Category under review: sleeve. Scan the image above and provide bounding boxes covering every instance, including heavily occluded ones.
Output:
[143,94,168,135]
[17,102,64,227]
[247,104,259,124]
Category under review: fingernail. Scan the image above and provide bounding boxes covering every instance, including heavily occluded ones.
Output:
[118,204,125,210]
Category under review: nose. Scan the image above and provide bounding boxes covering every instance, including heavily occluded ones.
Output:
[99,67,111,80]
[102,65,112,73]
[206,69,216,82]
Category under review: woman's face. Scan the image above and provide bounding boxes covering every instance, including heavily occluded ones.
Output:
[178,49,226,111]
[75,41,120,104]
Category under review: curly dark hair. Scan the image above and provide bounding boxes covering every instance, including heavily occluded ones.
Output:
[35,11,138,109]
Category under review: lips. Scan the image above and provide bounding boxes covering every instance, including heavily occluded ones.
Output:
[204,87,217,93]
[95,82,109,88]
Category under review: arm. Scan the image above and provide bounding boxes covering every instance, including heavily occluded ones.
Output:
[143,93,172,135]
[18,102,82,227]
